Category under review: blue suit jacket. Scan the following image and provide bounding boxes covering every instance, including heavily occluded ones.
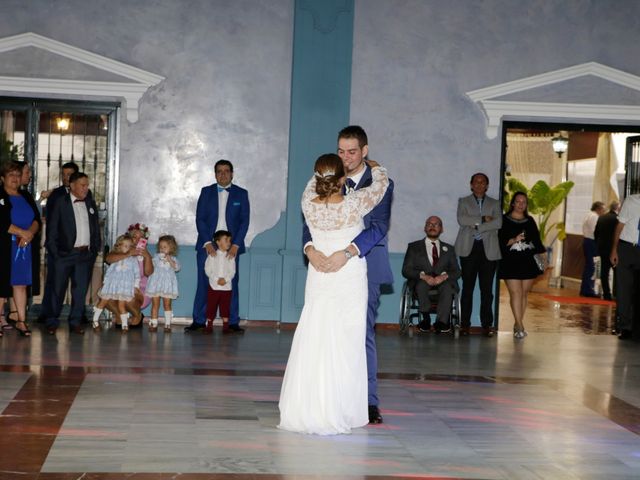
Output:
[195,184,250,253]
[303,165,394,285]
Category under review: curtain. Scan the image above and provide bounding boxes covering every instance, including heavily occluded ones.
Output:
[592,132,619,204]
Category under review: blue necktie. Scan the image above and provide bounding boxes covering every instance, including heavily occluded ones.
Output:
[346,178,356,192]
[637,218,640,245]
[217,185,228,193]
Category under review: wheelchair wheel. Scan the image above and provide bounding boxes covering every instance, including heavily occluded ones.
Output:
[399,282,412,334]
[451,291,461,339]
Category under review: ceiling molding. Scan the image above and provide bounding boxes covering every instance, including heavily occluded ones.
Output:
[466,62,640,138]
[0,32,164,122]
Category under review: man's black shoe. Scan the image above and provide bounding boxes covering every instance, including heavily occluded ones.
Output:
[434,321,450,334]
[368,405,383,424]
[228,324,245,334]
[417,320,431,333]
[618,329,632,340]
[184,323,205,333]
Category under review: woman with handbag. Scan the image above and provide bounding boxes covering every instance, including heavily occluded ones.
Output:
[498,192,546,339]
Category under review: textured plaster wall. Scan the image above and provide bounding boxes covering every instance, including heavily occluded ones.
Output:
[351,0,640,251]
[0,0,293,246]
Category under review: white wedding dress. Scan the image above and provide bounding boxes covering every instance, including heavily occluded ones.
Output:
[278,166,389,435]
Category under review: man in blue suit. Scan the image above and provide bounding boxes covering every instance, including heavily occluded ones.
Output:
[187,159,250,333]
[304,126,393,424]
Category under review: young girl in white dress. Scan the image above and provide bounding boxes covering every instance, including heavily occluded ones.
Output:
[145,235,180,332]
[278,153,389,435]
[92,234,141,333]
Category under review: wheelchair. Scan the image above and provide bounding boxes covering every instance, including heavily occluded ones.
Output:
[398,280,461,338]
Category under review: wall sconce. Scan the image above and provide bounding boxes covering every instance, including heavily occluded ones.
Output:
[551,135,569,158]
[56,117,70,131]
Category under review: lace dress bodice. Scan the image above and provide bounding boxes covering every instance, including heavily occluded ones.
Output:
[301,166,389,231]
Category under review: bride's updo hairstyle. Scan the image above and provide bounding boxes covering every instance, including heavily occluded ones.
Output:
[314,153,345,199]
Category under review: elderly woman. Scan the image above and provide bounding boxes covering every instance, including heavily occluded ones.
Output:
[2,161,42,329]
[0,160,41,337]
[104,223,154,327]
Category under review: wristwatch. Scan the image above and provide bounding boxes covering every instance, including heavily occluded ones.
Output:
[344,249,354,260]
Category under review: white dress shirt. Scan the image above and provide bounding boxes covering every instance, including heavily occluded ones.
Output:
[425,238,441,266]
[582,211,599,239]
[70,193,90,247]
[204,253,236,291]
[204,184,231,249]
[618,194,640,245]
[215,185,230,232]
[346,168,366,194]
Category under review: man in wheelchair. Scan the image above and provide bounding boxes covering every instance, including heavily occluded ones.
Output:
[402,216,461,333]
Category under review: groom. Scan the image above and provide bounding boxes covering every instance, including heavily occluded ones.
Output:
[303,125,394,424]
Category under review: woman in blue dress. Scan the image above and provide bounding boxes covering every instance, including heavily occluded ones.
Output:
[0,161,41,337]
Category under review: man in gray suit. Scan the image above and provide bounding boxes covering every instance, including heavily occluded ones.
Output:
[402,216,461,333]
[454,173,502,336]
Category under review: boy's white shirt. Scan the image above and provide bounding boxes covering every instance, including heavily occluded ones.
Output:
[204,253,236,291]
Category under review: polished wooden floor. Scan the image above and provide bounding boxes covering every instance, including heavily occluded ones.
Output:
[1,283,639,480]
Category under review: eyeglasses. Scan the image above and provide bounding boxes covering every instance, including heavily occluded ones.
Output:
[425,222,442,228]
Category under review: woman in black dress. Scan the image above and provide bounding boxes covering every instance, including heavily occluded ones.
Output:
[499,192,546,338]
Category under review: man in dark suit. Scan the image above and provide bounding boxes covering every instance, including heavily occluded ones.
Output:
[38,161,79,323]
[402,216,460,333]
[594,201,620,301]
[304,126,393,424]
[187,159,250,333]
[45,172,101,335]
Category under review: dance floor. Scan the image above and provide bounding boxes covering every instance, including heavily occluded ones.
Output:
[1,292,640,479]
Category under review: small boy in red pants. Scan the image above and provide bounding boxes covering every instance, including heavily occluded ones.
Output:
[204,230,236,333]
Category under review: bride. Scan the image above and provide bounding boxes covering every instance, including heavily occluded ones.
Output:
[278,153,389,435]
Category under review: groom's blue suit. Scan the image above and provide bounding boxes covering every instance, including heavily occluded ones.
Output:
[193,183,250,326]
[303,164,393,406]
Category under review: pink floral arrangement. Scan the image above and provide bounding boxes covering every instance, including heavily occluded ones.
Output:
[127,223,150,239]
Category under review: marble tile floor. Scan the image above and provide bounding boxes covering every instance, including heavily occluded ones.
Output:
[1,304,640,479]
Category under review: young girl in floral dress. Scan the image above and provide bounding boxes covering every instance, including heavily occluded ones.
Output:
[92,234,140,333]
[145,235,180,332]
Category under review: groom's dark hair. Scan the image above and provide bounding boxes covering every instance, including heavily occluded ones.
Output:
[338,125,368,149]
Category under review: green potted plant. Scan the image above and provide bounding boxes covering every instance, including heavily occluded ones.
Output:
[0,132,20,165]
[504,177,574,247]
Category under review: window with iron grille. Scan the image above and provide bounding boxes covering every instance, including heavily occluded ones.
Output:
[0,97,119,307]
